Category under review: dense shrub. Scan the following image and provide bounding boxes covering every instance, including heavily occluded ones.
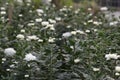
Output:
[0,1,120,80]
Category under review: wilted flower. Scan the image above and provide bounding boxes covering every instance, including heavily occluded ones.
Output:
[24,53,37,61]
[16,34,25,40]
[62,32,72,38]
[105,53,119,60]
[115,66,120,72]
[4,48,16,56]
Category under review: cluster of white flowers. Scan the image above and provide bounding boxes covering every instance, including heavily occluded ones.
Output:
[10,64,15,68]
[0,11,6,15]
[38,39,43,42]
[115,72,120,76]
[100,7,108,11]
[88,20,93,23]
[35,18,42,22]
[115,65,120,76]
[18,24,24,28]
[74,9,80,14]
[71,30,86,35]
[93,67,100,72]
[71,31,77,35]
[16,34,25,40]
[85,30,90,33]
[24,53,37,61]
[88,20,102,26]
[1,17,5,22]
[66,25,71,28]
[41,21,49,26]
[2,58,6,63]
[20,29,25,33]
[48,19,56,24]
[115,66,120,72]
[18,14,23,17]
[26,35,39,41]
[74,58,80,63]
[4,48,16,56]
[0,7,6,15]
[36,9,44,14]
[48,37,55,43]
[93,29,98,32]
[6,68,11,71]
[105,53,119,60]
[24,74,29,77]
[55,17,61,21]
[62,32,72,38]
[93,21,102,26]
[0,7,5,10]
[109,21,118,26]
[88,8,92,11]
[60,7,68,12]
[27,22,35,26]
[46,24,55,30]
[77,30,86,34]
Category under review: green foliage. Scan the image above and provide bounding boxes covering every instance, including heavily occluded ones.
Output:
[0,0,120,80]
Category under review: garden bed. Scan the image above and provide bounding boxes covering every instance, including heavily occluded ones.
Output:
[0,1,120,80]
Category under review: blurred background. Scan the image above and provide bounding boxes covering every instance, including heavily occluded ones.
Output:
[0,0,120,9]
